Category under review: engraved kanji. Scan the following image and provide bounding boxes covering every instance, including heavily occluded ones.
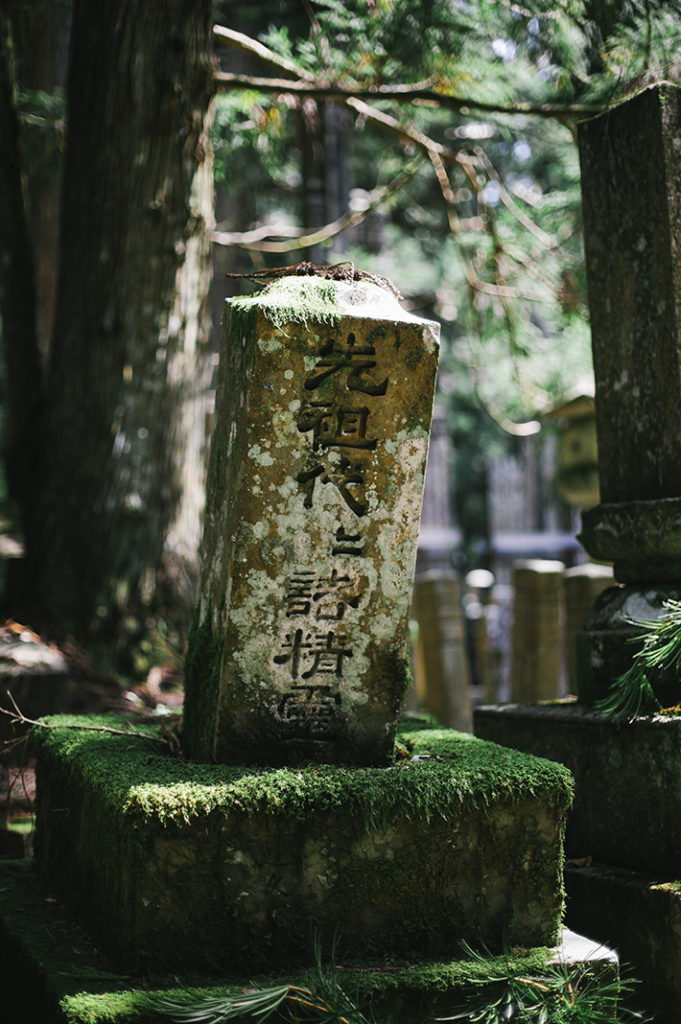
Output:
[296,457,368,516]
[332,526,365,556]
[279,684,341,723]
[304,332,388,396]
[285,571,316,617]
[274,629,353,679]
[313,569,361,620]
[297,401,377,451]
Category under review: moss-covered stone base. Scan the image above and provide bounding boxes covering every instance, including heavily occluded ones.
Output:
[566,861,681,1024]
[474,698,681,875]
[0,860,617,1024]
[32,717,572,974]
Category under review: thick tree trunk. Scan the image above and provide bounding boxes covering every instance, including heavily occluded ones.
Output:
[0,12,44,521]
[19,0,215,665]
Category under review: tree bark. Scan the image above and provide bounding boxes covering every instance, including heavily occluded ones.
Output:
[19,0,215,665]
[0,11,44,522]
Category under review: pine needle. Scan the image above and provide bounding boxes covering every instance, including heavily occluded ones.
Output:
[593,600,681,721]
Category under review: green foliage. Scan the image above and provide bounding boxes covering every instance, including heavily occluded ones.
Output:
[594,599,681,720]
[438,943,646,1023]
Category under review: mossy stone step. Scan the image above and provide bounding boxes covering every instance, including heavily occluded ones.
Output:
[0,861,617,1024]
[32,717,572,974]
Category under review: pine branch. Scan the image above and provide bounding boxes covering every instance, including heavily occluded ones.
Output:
[214,71,603,121]
[594,600,681,720]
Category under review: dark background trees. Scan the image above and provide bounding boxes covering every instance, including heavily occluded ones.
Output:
[1,0,214,673]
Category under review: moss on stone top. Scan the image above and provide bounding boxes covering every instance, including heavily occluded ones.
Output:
[32,715,572,830]
[230,276,344,329]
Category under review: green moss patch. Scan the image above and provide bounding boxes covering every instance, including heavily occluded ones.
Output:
[32,716,572,830]
[230,276,343,329]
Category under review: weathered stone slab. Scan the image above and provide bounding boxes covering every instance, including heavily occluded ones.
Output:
[474,700,681,876]
[33,717,572,973]
[184,275,439,766]
[566,862,681,1024]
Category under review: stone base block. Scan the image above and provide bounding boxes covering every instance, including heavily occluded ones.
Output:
[0,860,619,1024]
[566,862,681,1024]
[474,699,681,875]
[32,716,572,974]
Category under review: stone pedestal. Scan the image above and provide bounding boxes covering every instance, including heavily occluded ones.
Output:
[184,274,439,766]
[33,717,572,974]
[510,559,564,703]
[410,573,472,731]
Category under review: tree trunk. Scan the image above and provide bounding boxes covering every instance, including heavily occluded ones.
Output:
[0,11,44,522]
[18,0,215,667]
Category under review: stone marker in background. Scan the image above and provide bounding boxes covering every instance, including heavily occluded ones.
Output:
[510,559,565,703]
[411,571,472,732]
[563,563,612,694]
[184,271,439,766]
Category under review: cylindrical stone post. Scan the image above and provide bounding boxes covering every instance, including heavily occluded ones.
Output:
[510,559,565,704]
[184,272,439,766]
[411,572,472,732]
[563,563,613,694]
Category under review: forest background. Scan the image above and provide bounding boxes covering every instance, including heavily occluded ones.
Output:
[1,0,680,681]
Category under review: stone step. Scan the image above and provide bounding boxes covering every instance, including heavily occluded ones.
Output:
[475,698,681,876]
[566,861,681,1024]
[0,859,619,1024]
[32,716,572,974]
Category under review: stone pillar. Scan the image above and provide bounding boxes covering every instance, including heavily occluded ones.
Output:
[510,560,565,704]
[577,84,681,703]
[184,272,439,766]
[563,564,613,695]
[411,572,472,732]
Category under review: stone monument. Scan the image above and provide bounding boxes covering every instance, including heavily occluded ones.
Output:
[184,270,440,766]
[476,85,681,1022]
[10,267,613,1019]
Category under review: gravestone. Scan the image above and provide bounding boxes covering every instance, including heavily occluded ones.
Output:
[410,572,472,731]
[184,271,440,766]
[510,559,565,703]
[476,85,681,1022]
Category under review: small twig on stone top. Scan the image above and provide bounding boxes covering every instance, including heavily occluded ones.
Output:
[225,261,401,296]
[0,691,179,747]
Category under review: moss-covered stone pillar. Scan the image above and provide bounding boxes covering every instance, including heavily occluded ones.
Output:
[577,84,681,702]
[184,272,439,765]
